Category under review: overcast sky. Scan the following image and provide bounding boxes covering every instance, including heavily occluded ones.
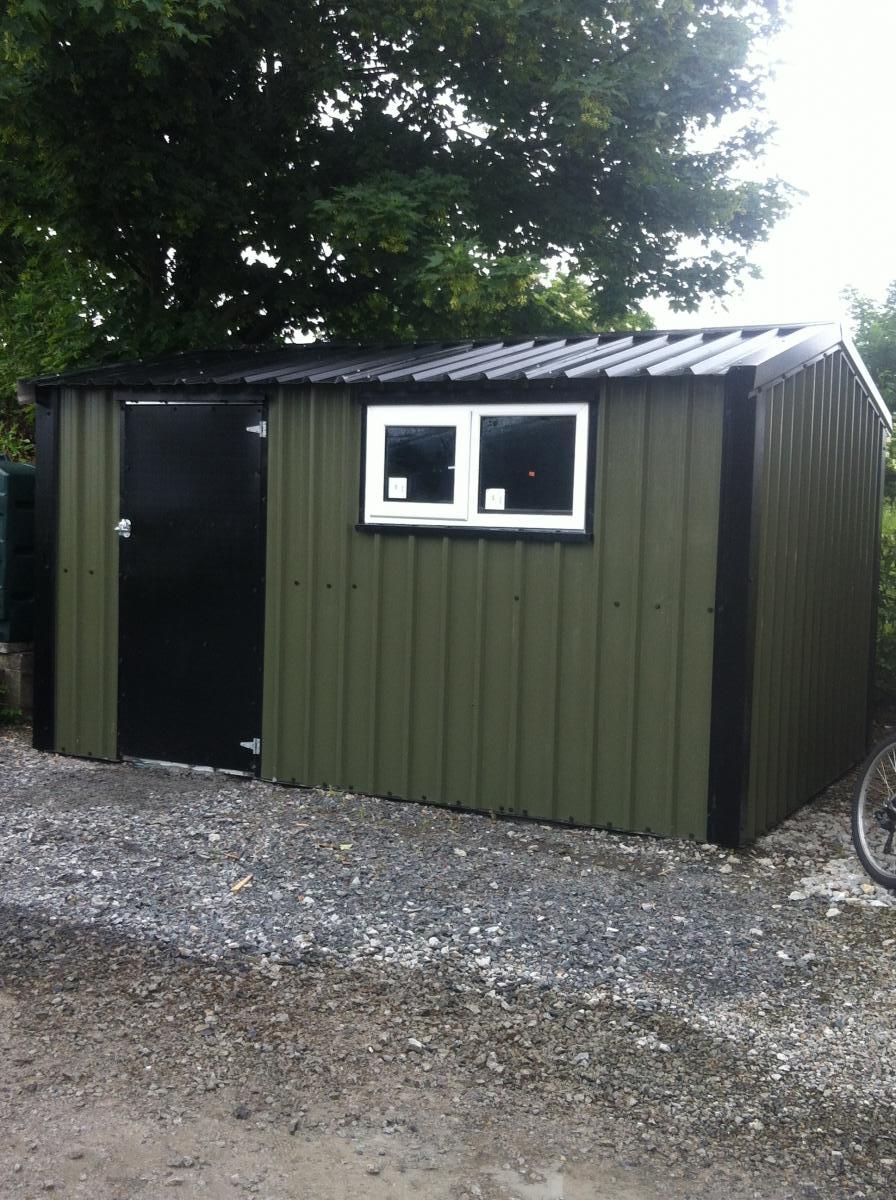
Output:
[646,0,895,331]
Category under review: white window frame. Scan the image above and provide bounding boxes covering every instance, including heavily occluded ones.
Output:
[364,405,472,523]
[363,400,590,533]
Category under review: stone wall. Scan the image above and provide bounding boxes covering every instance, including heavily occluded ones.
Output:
[0,642,33,714]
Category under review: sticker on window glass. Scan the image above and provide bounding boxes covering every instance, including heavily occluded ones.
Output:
[387,476,408,499]
[484,487,506,510]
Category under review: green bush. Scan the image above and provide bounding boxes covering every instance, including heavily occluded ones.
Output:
[0,411,34,462]
[877,508,896,701]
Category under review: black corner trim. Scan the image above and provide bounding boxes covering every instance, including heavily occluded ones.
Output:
[32,389,59,751]
[706,367,760,847]
[255,396,269,779]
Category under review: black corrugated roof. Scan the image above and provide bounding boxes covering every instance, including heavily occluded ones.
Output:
[22,323,889,425]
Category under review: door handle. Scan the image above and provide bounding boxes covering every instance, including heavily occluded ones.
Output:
[114,518,132,539]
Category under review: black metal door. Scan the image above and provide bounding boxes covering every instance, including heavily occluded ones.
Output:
[118,403,265,771]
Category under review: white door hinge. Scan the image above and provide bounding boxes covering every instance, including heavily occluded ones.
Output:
[246,420,267,438]
[240,737,261,755]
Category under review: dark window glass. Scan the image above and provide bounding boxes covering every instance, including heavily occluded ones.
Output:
[384,425,456,504]
[478,414,577,514]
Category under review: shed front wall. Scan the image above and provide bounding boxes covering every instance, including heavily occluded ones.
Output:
[745,350,886,840]
[262,379,724,838]
[54,388,119,759]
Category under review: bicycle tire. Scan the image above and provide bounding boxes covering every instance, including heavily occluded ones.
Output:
[852,732,896,890]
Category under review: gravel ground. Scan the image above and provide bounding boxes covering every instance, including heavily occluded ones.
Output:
[1,724,895,1200]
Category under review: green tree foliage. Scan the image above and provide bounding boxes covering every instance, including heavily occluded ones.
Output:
[1,1,788,423]
[846,283,896,502]
[846,283,896,442]
[846,282,896,700]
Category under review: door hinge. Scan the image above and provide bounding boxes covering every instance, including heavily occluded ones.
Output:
[246,421,267,438]
[240,737,261,755]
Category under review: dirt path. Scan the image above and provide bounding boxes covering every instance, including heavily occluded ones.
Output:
[0,914,876,1200]
[0,931,715,1200]
[2,728,895,1198]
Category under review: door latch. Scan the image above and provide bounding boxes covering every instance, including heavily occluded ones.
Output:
[114,518,132,539]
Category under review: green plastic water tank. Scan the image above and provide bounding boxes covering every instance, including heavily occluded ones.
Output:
[0,459,35,643]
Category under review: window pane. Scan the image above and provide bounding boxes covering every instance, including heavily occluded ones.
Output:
[478,414,577,514]
[384,425,457,504]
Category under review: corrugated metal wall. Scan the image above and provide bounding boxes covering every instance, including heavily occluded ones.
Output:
[262,379,725,838]
[745,351,886,839]
[54,389,119,758]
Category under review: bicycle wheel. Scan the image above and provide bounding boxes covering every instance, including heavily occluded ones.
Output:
[852,733,896,890]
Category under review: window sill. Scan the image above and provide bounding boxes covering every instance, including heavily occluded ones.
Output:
[355,522,593,544]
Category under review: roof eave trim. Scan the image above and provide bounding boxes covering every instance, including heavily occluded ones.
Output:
[840,330,892,431]
[749,324,840,389]
[751,324,892,432]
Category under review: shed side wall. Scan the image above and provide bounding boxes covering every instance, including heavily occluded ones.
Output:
[54,389,119,758]
[262,379,724,838]
[745,350,885,839]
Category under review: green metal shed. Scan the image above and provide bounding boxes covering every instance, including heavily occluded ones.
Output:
[23,323,891,845]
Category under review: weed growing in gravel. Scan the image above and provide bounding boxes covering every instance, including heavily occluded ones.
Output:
[0,681,25,725]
